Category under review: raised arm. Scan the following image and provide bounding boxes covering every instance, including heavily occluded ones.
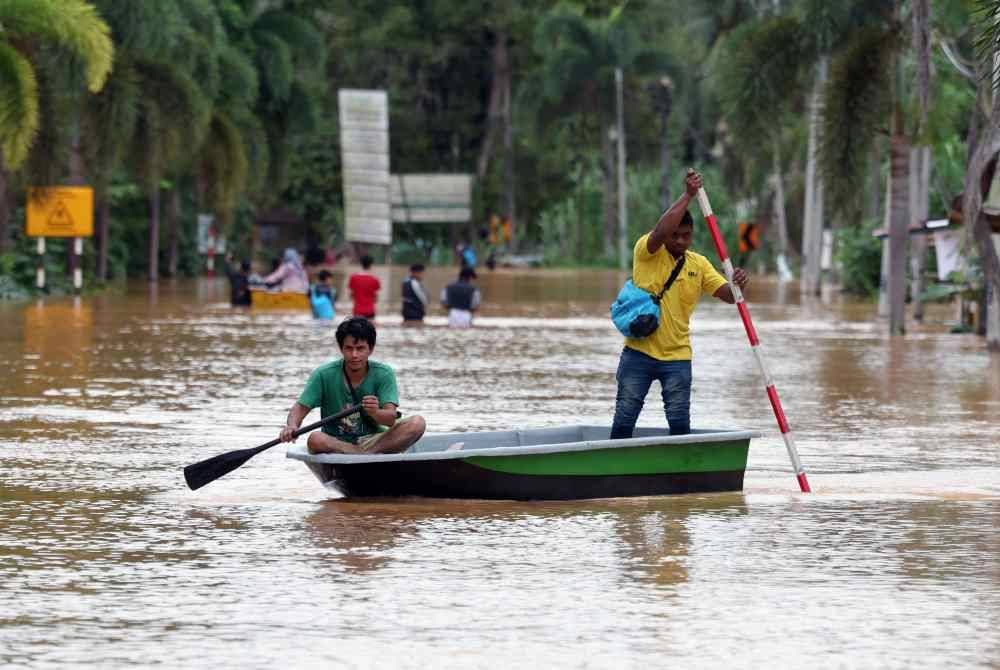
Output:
[647,169,702,255]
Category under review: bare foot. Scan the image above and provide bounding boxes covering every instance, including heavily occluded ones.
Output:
[307,432,364,454]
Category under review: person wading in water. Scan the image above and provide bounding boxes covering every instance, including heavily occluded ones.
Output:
[440,266,481,328]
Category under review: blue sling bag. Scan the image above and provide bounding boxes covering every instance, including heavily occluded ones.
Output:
[610,253,686,338]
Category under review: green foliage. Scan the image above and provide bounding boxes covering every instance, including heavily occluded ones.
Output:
[0,0,113,91]
[0,0,113,169]
[713,16,809,139]
[834,217,882,296]
[0,0,989,293]
[282,120,342,246]
[538,157,739,267]
[820,26,896,217]
[129,58,211,187]
[201,112,249,223]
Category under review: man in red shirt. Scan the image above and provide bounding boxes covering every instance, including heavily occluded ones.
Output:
[348,254,381,319]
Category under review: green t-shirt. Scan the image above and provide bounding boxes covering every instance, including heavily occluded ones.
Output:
[297,359,400,444]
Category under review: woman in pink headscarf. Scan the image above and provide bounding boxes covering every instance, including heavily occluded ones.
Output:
[263,248,309,292]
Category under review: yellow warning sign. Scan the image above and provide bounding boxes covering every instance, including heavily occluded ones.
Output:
[26,187,94,237]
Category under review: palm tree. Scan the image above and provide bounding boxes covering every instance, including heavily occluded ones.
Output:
[238,2,324,203]
[83,0,213,281]
[527,4,672,258]
[713,14,810,280]
[0,0,113,252]
[819,2,911,334]
[128,58,210,282]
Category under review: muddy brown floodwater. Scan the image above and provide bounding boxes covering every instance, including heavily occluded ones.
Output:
[1,265,997,669]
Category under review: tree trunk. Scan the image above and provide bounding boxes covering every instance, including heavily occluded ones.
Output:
[987,232,1000,345]
[909,147,931,321]
[0,162,10,253]
[960,53,1000,350]
[601,123,616,256]
[772,139,792,280]
[913,0,932,126]
[888,133,911,336]
[802,57,828,294]
[502,70,516,252]
[476,31,509,180]
[166,187,181,277]
[868,141,882,223]
[96,196,110,280]
[615,68,628,270]
[910,0,932,323]
[964,168,1000,352]
[148,188,161,282]
[878,168,892,317]
[659,105,671,212]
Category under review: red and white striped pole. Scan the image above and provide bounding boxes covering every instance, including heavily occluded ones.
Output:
[694,184,812,493]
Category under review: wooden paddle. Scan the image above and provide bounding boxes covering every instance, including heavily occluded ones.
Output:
[183,403,362,490]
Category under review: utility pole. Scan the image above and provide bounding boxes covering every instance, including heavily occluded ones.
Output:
[615,68,628,270]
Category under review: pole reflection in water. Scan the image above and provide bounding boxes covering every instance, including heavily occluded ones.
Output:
[0,271,997,668]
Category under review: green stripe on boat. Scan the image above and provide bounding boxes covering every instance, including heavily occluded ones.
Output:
[464,439,750,476]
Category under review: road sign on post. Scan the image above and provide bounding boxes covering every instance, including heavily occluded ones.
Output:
[738,222,760,254]
[26,187,94,293]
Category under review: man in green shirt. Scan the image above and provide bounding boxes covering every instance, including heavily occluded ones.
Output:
[278,317,426,454]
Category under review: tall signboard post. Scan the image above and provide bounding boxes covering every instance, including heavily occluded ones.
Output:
[338,89,392,247]
[26,187,94,292]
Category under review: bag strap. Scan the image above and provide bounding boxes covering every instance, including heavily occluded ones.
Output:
[342,363,380,431]
[653,252,686,302]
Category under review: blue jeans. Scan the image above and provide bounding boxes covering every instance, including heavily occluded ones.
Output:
[610,347,692,438]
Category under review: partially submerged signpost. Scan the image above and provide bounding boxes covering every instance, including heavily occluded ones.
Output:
[26,187,94,292]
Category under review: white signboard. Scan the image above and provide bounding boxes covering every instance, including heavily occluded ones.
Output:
[339,89,391,245]
[390,174,473,223]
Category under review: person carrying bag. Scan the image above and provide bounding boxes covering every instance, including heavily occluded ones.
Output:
[611,254,686,338]
[609,169,750,440]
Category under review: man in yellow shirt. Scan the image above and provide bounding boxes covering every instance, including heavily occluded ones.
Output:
[611,170,749,439]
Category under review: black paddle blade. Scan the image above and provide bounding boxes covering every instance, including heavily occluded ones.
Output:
[183,444,267,491]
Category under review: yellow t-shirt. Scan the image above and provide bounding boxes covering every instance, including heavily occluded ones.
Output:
[624,233,728,361]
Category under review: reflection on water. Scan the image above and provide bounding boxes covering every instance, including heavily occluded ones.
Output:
[1,270,998,668]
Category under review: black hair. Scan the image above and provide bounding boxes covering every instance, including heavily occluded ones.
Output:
[336,317,376,349]
[679,210,694,228]
[318,269,332,281]
[410,263,425,273]
[240,261,251,272]
[459,266,477,280]
[360,254,374,269]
